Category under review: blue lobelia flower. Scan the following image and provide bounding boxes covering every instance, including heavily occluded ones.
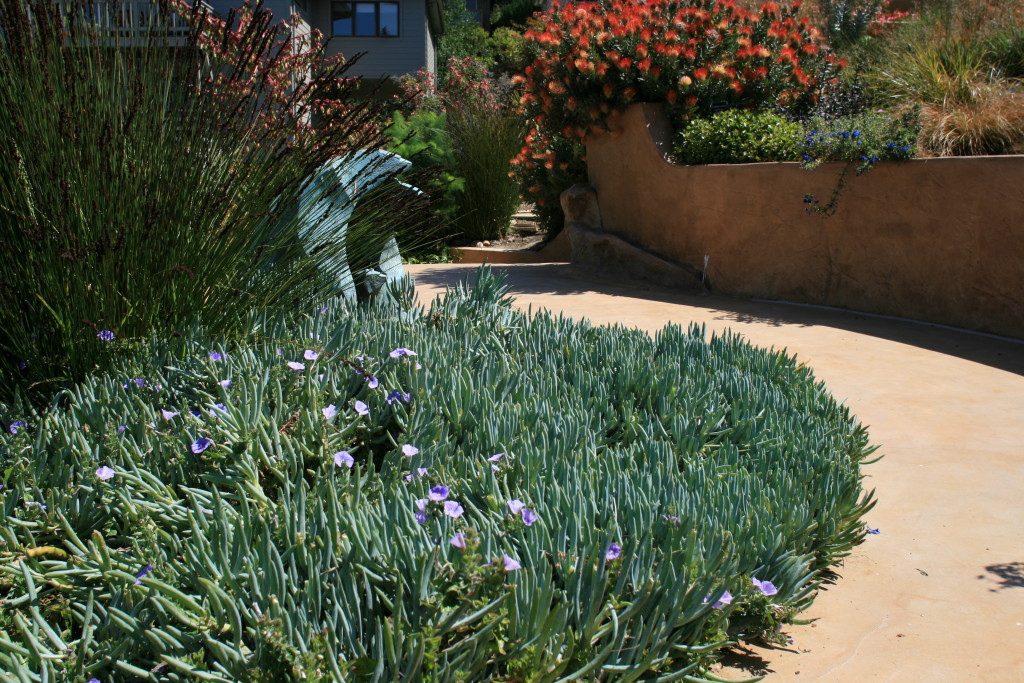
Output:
[9,420,24,434]
[97,330,115,341]
[334,451,354,468]
[606,543,621,560]
[353,400,369,416]
[191,438,212,454]
[389,347,418,358]
[429,485,450,501]
[522,509,538,526]
[367,375,380,389]
[209,351,222,361]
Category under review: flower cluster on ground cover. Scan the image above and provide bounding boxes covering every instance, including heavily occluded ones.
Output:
[0,270,877,680]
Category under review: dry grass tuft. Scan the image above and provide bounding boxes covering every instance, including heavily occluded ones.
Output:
[919,81,1024,156]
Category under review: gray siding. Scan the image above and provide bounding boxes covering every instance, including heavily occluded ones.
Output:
[320,0,431,78]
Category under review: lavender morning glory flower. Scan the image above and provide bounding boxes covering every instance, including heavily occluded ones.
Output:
[522,509,538,526]
[304,350,319,360]
[506,499,526,515]
[605,543,621,560]
[415,363,422,370]
[117,425,126,434]
[353,400,369,416]
[405,467,428,481]
[708,590,733,609]
[209,351,222,361]
[866,526,880,534]
[334,451,354,468]
[443,501,464,519]
[389,347,418,358]
[752,577,779,596]
[415,510,428,525]
[415,498,428,511]
[88,679,100,683]
[276,348,283,355]
[135,378,145,387]
[319,306,328,313]
[161,409,179,421]
[287,361,305,371]
[322,404,337,420]
[191,438,212,454]
[367,375,379,389]
[133,564,154,585]
[402,444,419,457]
[9,420,24,434]
[503,554,521,571]
[96,466,115,481]
[450,532,467,549]
[219,379,232,388]
[428,485,450,502]
[487,453,504,462]
[97,330,115,341]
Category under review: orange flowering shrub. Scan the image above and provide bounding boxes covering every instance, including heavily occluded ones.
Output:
[510,0,843,225]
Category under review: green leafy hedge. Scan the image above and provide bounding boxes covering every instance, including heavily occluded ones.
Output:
[672,110,804,165]
[0,270,877,681]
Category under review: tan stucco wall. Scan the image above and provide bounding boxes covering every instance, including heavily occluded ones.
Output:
[585,104,1024,338]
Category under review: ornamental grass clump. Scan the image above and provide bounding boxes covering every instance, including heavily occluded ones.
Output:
[0,0,434,402]
[0,268,878,681]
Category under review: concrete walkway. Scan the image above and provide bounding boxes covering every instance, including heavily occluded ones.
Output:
[407,263,1024,682]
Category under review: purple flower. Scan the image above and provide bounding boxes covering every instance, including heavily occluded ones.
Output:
[287,361,306,371]
[322,404,337,420]
[161,409,179,421]
[707,590,733,609]
[415,363,422,370]
[487,453,504,462]
[663,515,681,524]
[219,379,232,388]
[276,348,283,355]
[25,501,46,511]
[606,543,621,560]
[506,499,526,515]
[334,451,354,468]
[353,400,369,416]
[522,509,538,526]
[117,425,126,434]
[96,465,115,481]
[18,360,26,370]
[367,376,379,389]
[304,350,319,360]
[387,391,411,405]
[190,410,202,418]
[134,564,153,585]
[191,438,212,454]
[97,330,115,341]
[88,679,101,683]
[450,532,467,549]
[9,420,24,434]
[389,347,418,358]
[319,306,328,313]
[752,577,779,596]
[402,444,419,457]
[405,467,429,481]
[209,351,222,361]
[443,501,464,519]
[415,498,428,511]
[415,510,428,525]
[123,378,145,388]
[209,403,227,417]
[866,526,880,535]
[428,485,450,502]
[503,554,521,571]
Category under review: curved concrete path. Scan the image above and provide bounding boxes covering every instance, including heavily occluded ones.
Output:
[407,263,1024,682]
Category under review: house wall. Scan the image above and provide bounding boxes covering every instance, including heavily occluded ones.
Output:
[317,0,432,77]
[585,104,1024,339]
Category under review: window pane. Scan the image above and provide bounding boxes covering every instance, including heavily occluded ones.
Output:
[379,3,398,36]
[332,1,353,34]
[355,3,376,35]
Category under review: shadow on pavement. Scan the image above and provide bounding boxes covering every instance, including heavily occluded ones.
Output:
[409,263,1024,377]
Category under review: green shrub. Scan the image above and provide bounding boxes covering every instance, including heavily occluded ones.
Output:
[673,110,804,164]
[0,268,878,681]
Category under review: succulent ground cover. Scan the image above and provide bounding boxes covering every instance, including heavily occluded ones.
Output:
[0,270,876,681]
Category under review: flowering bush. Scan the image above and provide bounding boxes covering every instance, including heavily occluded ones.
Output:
[511,0,842,229]
[0,268,878,680]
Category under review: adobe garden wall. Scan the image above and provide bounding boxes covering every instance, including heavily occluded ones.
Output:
[585,103,1024,338]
